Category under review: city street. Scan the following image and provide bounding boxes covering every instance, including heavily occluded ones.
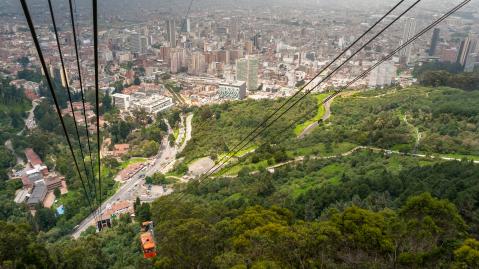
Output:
[72,114,193,238]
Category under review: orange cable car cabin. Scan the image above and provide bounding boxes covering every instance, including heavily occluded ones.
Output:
[140,221,157,259]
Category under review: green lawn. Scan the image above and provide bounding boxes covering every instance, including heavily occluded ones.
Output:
[440,153,479,161]
[288,142,357,157]
[173,128,180,141]
[120,157,148,169]
[218,145,257,160]
[221,159,269,176]
[294,94,329,136]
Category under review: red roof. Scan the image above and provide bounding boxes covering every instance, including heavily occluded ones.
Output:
[25,148,43,166]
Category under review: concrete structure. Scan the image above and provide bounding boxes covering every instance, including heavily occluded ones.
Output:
[440,47,458,63]
[368,61,397,87]
[112,93,131,109]
[429,28,440,56]
[167,19,176,48]
[465,53,479,72]
[131,94,173,114]
[129,33,149,53]
[98,200,133,231]
[181,18,190,33]
[19,149,67,208]
[113,92,173,114]
[457,35,476,67]
[27,181,47,209]
[236,56,259,91]
[218,81,247,100]
[188,52,206,75]
[399,18,416,64]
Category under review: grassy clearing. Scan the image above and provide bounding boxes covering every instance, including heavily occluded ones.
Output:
[294,94,329,136]
[120,157,148,169]
[288,142,357,157]
[221,159,269,176]
[440,153,479,161]
[173,128,180,141]
[218,145,257,160]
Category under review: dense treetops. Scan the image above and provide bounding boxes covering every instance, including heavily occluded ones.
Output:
[1,79,479,268]
[3,152,477,268]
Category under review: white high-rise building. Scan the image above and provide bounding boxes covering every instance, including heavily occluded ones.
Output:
[368,61,397,88]
[457,35,476,67]
[399,18,416,64]
[236,56,259,91]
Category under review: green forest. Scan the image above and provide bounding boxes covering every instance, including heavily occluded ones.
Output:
[3,151,479,268]
[1,80,479,268]
[295,86,479,157]
[179,96,317,163]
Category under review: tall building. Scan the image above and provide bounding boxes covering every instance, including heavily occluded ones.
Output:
[252,33,261,50]
[399,18,416,64]
[429,28,440,56]
[217,50,230,64]
[181,18,191,33]
[188,52,206,75]
[170,48,185,73]
[60,69,69,88]
[368,61,397,88]
[236,56,259,91]
[464,53,479,72]
[440,47,458,63]
[167,19,177,48]
[244,40,254,55]
[129,33,148,53]
[457,35,475,67]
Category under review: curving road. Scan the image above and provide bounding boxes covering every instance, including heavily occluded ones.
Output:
[298,94,337,139]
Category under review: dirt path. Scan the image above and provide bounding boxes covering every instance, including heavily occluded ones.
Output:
[217,146,479,178]
[402,114,423,153]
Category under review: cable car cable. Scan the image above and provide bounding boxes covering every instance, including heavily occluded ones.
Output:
[92,0,103,210]
[202,0,422,179]
[19,0,95,213]
[215,0,472,177]
[208,0,410,176]
[46,0,96,203]
[69,0,98,206]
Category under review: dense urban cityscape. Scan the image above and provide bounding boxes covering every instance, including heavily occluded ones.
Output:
[1,0,479,267]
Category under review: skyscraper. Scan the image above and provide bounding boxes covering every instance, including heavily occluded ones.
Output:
[399,18,416,64]
[236,58,248,82]
[429,28,440,56]
[457,35,473,67]
[188,52,206,75]
[247,57,259,91]
[167,19,177,48]
[129,33,148,53]
[464,53,479,72]
[181,18,191,33]
[368,61,397,88]
[236,56,259,91]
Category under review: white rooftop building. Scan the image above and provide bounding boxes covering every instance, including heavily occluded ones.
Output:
[113,92,173,114]
[218,81,246,100]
